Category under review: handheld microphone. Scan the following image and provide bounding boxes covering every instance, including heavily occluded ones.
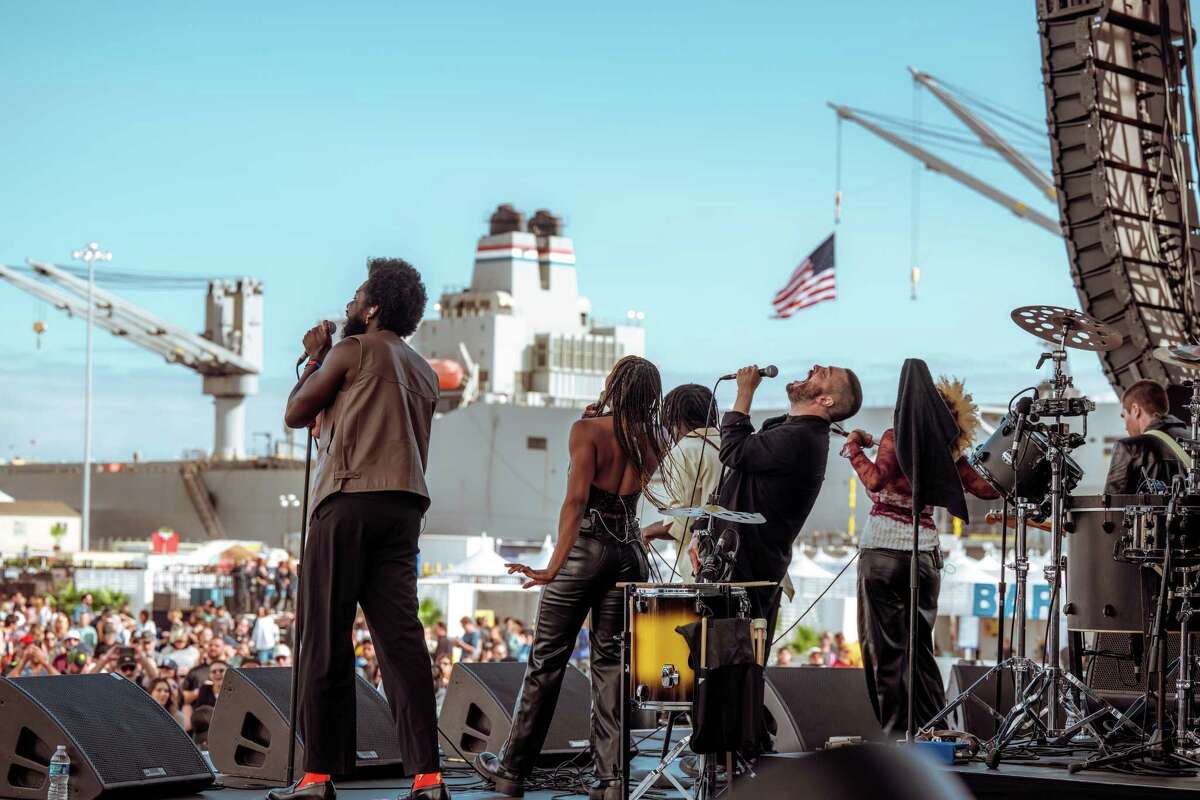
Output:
[295,320,338,367]
[1006,396,1034,468]
[719,365,779,381]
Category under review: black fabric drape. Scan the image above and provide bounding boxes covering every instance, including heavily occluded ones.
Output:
[893,358,968,523]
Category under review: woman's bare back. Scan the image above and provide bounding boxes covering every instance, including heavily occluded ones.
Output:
[580,416,658,496]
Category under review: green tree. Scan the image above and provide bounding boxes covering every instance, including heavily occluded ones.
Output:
[49,522,67,549]
[789,623,821,655]
[54,582,130,614]
[418,598,444,627]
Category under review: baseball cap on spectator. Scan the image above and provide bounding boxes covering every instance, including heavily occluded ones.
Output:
[159,658,178,671]
[19,634,34,646]
[170,627,189,643]
[65,629,81,642]
[273,644,291,660]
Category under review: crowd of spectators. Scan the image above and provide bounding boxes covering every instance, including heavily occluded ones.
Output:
[0,580,295,747]
[774,630,863,669]
[426,615,551,712]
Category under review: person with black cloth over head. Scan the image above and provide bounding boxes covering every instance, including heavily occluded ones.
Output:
[278,259,447,800]
[692,364,863,642]
[842,364,991,736]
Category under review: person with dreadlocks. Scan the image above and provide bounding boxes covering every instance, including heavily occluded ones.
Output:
[642,383,722,581]
[476,355,670,800]
[841,376,999,735]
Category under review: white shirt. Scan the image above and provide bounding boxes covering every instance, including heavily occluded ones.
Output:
[653,427,722,582]
[252,616,280,651]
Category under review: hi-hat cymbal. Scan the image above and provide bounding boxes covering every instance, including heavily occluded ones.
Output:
[1010,305,1124,351]
[1153,345,1200,371]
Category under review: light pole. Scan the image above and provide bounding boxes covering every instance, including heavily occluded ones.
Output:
[279,493,300,550]
[72,242,112,552]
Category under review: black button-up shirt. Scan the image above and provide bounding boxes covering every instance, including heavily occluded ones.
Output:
[718,411,830,592]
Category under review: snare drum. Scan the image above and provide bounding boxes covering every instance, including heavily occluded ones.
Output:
[970,411,1083,501]
[627,584,748,710]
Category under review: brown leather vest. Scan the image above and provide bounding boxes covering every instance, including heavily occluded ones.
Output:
[309,331,439,517]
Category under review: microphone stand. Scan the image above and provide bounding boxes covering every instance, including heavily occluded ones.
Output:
[906,425,921,742]
[285,428,314,787]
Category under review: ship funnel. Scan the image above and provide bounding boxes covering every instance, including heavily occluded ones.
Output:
[489,204,525,235]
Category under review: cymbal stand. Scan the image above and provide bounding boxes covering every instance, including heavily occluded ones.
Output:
[988,330,1126,763]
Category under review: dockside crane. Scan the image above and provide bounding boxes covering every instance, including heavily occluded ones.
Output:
[0,261,263,460]
[830,67,1060,235]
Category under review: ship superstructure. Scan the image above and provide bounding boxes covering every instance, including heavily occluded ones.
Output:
[412,205,644,408]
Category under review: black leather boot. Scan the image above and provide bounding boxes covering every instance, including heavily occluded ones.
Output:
[398,781,450,800]
[474,752,524,797]
[588,778,622,800]
[266,779,336,800]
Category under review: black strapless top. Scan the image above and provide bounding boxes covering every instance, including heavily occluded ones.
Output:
[586,484,640,519]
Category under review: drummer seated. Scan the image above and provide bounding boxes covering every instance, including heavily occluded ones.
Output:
[1104,380,1189,495]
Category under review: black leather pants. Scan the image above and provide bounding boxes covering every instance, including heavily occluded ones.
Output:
[857,548,945,736]
[499,531,648,781]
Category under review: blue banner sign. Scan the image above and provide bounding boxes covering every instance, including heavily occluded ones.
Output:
[971,583,1052,620]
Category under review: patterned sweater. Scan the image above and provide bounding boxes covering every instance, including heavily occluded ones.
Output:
[844,428,999,550]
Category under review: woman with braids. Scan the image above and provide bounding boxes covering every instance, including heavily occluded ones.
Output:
[477,355,670,800]
[642,383,722,581]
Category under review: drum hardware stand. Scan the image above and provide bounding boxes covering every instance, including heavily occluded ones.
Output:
[930,312,1130,761]
[1069,489,1200,775]
[629,711,693,800]
[1174,584,1200,754]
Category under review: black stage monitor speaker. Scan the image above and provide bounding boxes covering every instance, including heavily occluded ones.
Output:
[764,667,885,750]
[0,674,214,800]
[438,662,591,762]
[208,667,405,780]
[942,663,1014,739]
[762,673,805,753]
[1086,632,1180,703]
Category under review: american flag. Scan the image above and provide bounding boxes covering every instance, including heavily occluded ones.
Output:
[773,233,836,318]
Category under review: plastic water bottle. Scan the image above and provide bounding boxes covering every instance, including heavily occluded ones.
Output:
[47,746,69,800]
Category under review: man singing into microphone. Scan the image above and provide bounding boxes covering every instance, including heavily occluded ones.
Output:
[694,364,862,641]
[277,259,446,800]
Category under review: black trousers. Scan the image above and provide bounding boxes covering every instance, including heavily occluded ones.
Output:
[857,548,945,736]
[499,533,648,781]
[298,491,438,775]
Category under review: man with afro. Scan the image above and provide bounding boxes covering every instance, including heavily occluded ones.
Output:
[281,258,447,800]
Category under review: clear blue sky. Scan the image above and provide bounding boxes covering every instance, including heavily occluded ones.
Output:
[0,2,1107,461]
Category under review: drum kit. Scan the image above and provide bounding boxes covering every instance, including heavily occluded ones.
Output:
[925,304,1200,773]
[619,506,769,800]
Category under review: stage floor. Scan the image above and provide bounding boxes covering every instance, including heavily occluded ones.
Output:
[189,730,1200,800]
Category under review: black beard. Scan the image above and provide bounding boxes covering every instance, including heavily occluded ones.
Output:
[343,315,368,337]
[786,380,822,404]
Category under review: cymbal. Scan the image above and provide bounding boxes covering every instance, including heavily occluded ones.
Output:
[1010,305,1123,351]
[660,505,766,524]
[1153,345,1200,371]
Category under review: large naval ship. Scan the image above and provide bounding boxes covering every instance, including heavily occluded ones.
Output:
[0,205,648,552]
[0,204,1128,553]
